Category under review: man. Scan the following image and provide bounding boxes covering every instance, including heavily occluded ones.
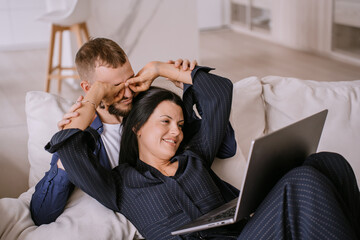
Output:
[30,38,237,225]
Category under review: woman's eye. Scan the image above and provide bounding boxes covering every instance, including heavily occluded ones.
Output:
[161,120,169,124]
[179,124,184,129]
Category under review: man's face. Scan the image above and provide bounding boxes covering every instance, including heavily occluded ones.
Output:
[92,60,135,117]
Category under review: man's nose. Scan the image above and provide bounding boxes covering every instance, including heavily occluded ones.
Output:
[123,86,133,99]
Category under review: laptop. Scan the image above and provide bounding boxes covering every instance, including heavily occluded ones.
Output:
[172,109,328,235]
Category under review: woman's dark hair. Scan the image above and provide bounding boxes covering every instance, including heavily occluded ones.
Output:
[119,87,185,167]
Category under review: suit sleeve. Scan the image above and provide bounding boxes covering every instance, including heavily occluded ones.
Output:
[45,128,121,212]
[183,82,237,159]
[182,66,233,167]
[30,152,74,225]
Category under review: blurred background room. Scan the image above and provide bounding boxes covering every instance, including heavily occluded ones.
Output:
[0,0,359,198]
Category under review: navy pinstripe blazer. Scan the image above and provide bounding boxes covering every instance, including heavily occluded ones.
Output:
[46,67,240,239]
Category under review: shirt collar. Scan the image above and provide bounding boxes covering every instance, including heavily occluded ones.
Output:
[90,113,104,134]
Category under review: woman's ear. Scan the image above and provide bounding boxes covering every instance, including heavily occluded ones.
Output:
[133,127,141,138]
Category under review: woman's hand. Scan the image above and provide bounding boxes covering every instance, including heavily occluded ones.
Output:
[126,59,194,93]
[167,59,197,89]
[170,58,197,71]
[57,95,83,130]
[126,61,160,93]
[94,81,126,107]
[63,82,125,130]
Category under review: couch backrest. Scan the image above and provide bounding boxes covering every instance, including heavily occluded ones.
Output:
[25,75,360,189]
[261,76,360,186]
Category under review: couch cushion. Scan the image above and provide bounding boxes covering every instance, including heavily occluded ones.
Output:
[24,91,141,239]
[212,77,266,189]
[261,76,360,185]
[230,77,266,159]
[26,91,74,187]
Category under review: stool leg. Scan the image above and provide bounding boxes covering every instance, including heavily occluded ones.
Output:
[72,23,87,82]
[57,28,63,93]
[81,22,90,42]
[73,23,84,47]
[45,24,56,92]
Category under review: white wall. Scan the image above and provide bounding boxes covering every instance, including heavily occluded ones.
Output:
[0,0,199,72]
[0,0,48,50]
[87,0,199,72]
[197,0,230,30]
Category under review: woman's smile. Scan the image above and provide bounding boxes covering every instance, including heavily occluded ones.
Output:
[163,138,177,146]
[137,100,184,163]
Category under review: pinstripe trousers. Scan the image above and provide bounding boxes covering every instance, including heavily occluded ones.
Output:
[236,152,360,240]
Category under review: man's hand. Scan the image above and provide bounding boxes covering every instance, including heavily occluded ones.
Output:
[57,95,83,130]
[167,59,197,89]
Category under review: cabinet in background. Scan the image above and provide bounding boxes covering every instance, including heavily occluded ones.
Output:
[332,0,360,61]
[230,0,360,66]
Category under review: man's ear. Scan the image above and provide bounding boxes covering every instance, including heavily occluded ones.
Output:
[80,80,91,93]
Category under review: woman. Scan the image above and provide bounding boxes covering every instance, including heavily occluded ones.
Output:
[46,61,360,239]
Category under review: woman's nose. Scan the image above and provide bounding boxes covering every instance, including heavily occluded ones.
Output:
[170,124,181,136]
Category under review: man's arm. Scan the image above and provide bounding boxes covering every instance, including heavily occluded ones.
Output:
[30,153,74,225]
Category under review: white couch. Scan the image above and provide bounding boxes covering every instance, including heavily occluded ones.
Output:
[1,76,359,240]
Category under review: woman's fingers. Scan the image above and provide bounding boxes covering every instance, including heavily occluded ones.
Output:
[57,97,83,130]
[57,112,80,130]
[171,59,197,71]
[182,59,190,70]
[57,119,70,130]
[190,60,197,70]
[174,58,183,68]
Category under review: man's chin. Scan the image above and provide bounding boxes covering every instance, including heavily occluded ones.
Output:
[108,104,132,117]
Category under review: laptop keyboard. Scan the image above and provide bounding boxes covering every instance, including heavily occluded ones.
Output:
[208,206,236,222]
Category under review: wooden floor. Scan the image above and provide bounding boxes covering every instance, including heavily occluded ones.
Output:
[1,28,360,198]
[199,28,360,82]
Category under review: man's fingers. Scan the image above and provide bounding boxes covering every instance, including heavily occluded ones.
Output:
[116,86,126,100]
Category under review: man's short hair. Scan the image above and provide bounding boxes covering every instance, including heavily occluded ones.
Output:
[75,38,127,83]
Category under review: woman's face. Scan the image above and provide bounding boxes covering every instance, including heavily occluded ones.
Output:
[137,100,184,163]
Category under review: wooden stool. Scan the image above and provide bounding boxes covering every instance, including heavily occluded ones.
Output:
[45,22,89,93]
